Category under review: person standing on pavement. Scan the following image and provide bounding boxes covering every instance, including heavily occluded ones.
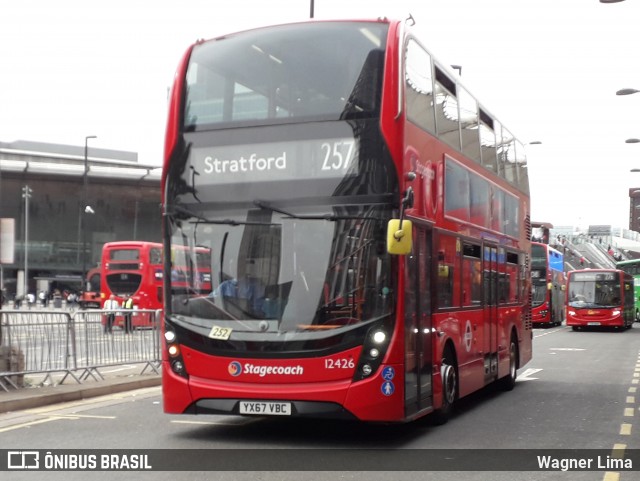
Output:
[123,296,134,334]
[104,294,119,334]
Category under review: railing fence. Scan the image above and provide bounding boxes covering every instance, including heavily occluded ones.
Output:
[0,309,162,392]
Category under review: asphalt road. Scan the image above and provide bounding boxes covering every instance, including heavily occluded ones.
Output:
[2,323,640,481]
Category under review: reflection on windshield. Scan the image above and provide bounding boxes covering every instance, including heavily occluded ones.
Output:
[531,284,546,307]
[168,203,395,335]
[568,279,621,308]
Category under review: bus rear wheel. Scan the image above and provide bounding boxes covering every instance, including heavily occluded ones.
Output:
[498,334,518,391]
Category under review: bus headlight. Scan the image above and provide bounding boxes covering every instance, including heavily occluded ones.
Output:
[372,330,386,344]
[612,310,621,317]
[172,360,185,374]
[353,328,391,382]
[164,324,188,378]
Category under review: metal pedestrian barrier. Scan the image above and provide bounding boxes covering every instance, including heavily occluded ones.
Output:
[0,309,162,391]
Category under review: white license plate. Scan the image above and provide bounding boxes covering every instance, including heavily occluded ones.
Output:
[239,401,291,416]
[587,322,601,326]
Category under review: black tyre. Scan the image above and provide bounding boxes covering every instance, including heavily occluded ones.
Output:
[430,347,457,425]
[498,335,518,391]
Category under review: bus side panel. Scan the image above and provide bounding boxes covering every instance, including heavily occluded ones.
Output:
[433,311,486,399]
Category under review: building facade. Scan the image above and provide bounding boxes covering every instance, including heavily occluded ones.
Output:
[0,140,161,300]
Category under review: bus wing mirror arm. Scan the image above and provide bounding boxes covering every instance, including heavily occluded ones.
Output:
[387,188,413,255]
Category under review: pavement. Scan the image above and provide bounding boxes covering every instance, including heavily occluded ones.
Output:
[0,369,161,414]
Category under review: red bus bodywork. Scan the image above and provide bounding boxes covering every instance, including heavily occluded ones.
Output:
[531,242,565,327]
[566,269,634,330]
[79,267,101,309]
[161,19,532,423]
[100,241,163,329]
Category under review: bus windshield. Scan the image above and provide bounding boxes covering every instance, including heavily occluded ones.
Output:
[184,21,388,129]
[568,273,621,308]
[169,202,396,340]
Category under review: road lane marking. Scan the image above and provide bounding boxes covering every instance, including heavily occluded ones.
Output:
[548,348,586,351]
[48,414,116,419]
[626,396,635,404]
[603,473,620,481]
[171,418,259,426]
[0,416,73,433]
[624,408,634,417]
[533,328,566,338]
[619,423,632,435]
[516,368,542,382]
[611,444,626,459]
[629,387,637,393]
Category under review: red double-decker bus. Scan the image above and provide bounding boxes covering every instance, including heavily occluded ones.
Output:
[531,242,565,327]
[161,19,532,423]
[79,266,102,309]
[100,241,163,329]
[170,245,213,295]
[566,269,634,331]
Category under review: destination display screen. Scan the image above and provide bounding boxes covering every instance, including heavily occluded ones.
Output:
[571,272,616,282]
[190,138,359,186]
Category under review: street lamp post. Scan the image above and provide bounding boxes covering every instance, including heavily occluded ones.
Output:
[22,185,32,299]
[82,136,97,290]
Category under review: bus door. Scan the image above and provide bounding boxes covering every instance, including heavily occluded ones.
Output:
[404,226,433,416]
[483,244,499,383]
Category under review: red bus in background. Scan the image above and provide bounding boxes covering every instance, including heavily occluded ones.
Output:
[100,241,163,329]
[161,19,532,423]
[566,269,634,331]
[79,266,102,309]
[170,246,213,296]
[531,242,565,327]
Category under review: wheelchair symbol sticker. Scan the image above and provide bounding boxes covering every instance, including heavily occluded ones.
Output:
[382,366,395,381]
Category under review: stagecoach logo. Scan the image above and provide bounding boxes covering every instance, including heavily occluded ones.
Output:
[227,360,304,377]
[228,361,243,377]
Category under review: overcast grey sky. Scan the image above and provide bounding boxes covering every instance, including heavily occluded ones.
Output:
[2,0,639,228]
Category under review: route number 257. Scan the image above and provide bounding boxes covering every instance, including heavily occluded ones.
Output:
[320,141,356,171]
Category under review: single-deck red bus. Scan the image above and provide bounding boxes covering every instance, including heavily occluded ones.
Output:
[531,242,565,327]
[566,269,634,331]
[100,241,164,328]
[161,19,532,423]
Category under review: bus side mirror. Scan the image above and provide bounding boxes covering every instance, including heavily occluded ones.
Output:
[387,219,412,255]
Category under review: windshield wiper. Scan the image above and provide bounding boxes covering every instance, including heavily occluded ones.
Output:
[253,200,381,221]
[166,204,276,226]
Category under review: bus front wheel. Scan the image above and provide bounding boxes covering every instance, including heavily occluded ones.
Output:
[430,348,457,425]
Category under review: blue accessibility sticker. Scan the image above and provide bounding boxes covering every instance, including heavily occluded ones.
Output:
[382,366,395,381]
[381,381,395,396]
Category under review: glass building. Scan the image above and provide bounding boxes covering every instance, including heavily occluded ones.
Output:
[0,140,161,300]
